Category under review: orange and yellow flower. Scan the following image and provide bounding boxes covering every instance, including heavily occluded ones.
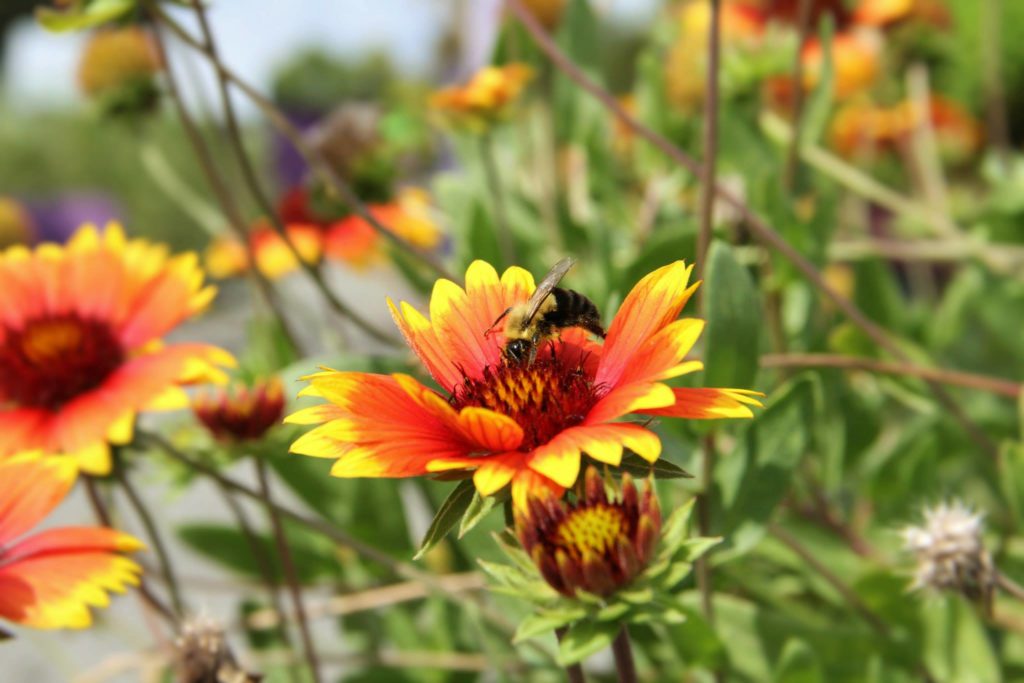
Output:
[288,261,761,506]
[0,223,234,474]
[0,452,143,629]
[193,377,285,443]
[430,63,533,128]
[205,222,324,281]
[324,188,444,268]
[831,95,982,160]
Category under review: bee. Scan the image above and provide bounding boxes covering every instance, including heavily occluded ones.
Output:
[487,257,605,365]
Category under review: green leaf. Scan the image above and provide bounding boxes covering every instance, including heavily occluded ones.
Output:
[798,17,835,148]
[922,598,1002,683]
[702,240,763,389]
[679,536,723,563]
[458,490,498,539]
[617,452,694,479]
[659,498,697,552]
[514,607,587,642]
[36,0,136,32]
[617,587,655,605]
[556,620,619,666]
[774,638,825,683]
[177,522,337,584]
[595,601,631,622]
[415,479,475,560]
[717,376,814,557]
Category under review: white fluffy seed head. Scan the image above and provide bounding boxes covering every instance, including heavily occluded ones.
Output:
[901,500,994,604]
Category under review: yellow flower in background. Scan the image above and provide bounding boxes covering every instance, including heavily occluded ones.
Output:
[0,223,234,474]
[0,452,143,629]
[0,198,35,249]
[430,63,533,128]
[288,260,761,507]
[77,26,161,98]
[382,187,444,251]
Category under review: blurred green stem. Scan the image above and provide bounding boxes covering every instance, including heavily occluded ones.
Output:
[214,479,300,682]
[83,477,177,628]
[479,132,517,267]
[139,142,223,237]
[253,457,321,683]
[185,0,398,349]
[114,461,186,617]
[147,5,304,356]
[139,430,558,665]
[696,0,721,279]
[150,2,455,283]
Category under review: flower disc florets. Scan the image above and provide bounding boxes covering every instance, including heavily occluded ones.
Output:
[516,466,661,597]
[0,314,124,410]
[451,348,601,451]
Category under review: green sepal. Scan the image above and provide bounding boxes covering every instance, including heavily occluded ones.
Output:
[458,490,498,539]
[36,0,136,32]
[617,452,694,479]
[514,607,588,643]
[556,620,620,667]
[414,479,474,560]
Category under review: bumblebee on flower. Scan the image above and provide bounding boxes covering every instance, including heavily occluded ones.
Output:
[288,259,761,508]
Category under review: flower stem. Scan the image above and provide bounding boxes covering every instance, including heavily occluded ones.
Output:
[555,627,586,683]
[610,625,637,683]
[696,0,721,278]
[115,463,186,618]
[214,479,299,681]
[479,132,517,267]
[83,477,177,627]
[253,457,322,683]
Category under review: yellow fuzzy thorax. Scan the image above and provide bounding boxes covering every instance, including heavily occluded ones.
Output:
[502,296,557,342]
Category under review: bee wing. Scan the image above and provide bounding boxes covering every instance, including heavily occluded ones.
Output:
[518,257,576,330]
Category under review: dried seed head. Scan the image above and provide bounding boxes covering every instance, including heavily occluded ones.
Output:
[901,500,995,605]
[174,616,261,683]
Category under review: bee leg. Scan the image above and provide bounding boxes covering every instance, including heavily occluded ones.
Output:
[484,307,513,338]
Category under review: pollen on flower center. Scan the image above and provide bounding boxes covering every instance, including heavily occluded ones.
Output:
[0,314,124,410]
[450,348,600,451]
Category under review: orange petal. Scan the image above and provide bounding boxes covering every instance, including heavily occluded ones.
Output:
[511,469,565,512]
[388,298,463,392]
[586,382,675,424]
[596,262,698,389]
[614,318,706,386]
[0,453,77,546]
[0,552,142,629]
[639,387,764,419]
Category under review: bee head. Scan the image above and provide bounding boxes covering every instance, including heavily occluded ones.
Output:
[504,338,534,365]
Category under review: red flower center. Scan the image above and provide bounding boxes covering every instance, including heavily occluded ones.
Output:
[0,314,124,410]
[450,348,599,451]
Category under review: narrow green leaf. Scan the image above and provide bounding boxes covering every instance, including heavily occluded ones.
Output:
[458,491,498,539]
[617,452,694,479]
[414,479,475,560]
[617,587,654,605]
[556,620,619,666]
[36,0,135,32]
[660,498,697,552]
[773,638,825,683]
[595,602,631,622]
[514,608,587,642]
[702,240,763,389]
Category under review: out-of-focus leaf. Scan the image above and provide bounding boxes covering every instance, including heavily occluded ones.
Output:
[177,521,337,584]
[556,619,619,666]
[703,240,763,389]
[415,480,475,560]
[514,607,587,642]
[922,598,1002,683]
[799,17,835,147]
[716,376,814,557]
[458,490,498,539]
[36,0,135,32]
[774,638,825,683]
